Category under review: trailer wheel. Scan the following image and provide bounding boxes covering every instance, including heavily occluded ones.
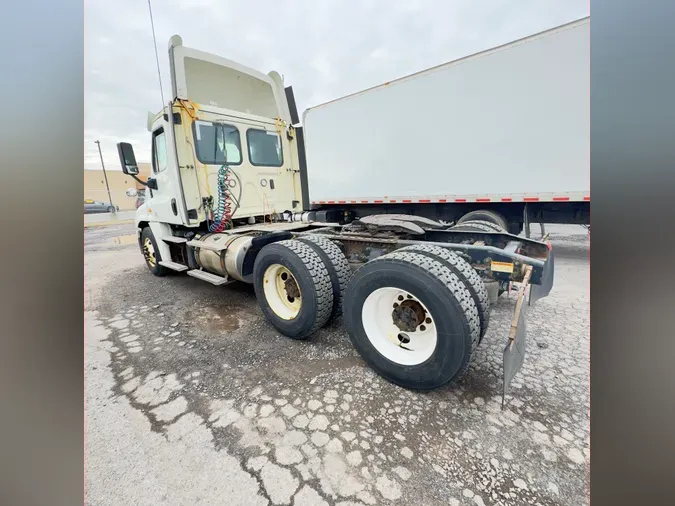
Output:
[297,234,351,321]
[456,219,505,232]
[344,250,478,390]
[452,220,504,233]
[253,239,333,340]
[457,210,508,230]
[399,244,490,341]
[140,227,169,277]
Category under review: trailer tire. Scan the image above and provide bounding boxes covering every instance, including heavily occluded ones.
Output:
[297,235,351,321]
[455,219,505,232]
[344,250,478,390]
[140,227,169,277]
[451,221,498,233]
[399,244,490,342]
[457,210,508,230]
[253,239,334,340]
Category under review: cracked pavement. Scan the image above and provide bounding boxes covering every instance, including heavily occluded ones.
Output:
[85,223,589,506]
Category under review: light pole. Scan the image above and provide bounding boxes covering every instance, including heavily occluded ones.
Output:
[94,140,115,213]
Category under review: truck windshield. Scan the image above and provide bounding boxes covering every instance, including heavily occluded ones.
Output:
[193,120,242,165]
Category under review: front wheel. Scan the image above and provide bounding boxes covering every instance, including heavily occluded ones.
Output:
[107,206,115,213]
[253,240,334,340]
[344,250,479,390]
[140,227,169,277]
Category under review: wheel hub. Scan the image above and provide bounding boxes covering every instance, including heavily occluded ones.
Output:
[284,275,301,299]
[392,299,426,332]
[361,287,438,366]
[263,264,302,320]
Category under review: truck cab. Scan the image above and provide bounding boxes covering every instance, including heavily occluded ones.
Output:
[130,35,305,231]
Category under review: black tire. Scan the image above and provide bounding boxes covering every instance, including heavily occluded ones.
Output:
[253,239,333,340]
[451,221,498,233]
[457,210,508,230]
[140,227,169,277]
[399,244,490,342]
[455,219,505,232]
[344,250,479,390]
[297,235,351,321]
[107,206,115,213]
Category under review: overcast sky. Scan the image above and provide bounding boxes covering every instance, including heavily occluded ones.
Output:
[84,0,588,171]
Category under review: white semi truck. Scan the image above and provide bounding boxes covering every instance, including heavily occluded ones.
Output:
[117,18,583,400]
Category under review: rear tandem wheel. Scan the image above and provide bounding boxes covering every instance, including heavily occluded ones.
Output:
[253,239,334,340]
[343,250,480,390]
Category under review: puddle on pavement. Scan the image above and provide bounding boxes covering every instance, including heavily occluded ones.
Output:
[110,234,137,245]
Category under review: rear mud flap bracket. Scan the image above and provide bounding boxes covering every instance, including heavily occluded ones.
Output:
[529,248,554,305]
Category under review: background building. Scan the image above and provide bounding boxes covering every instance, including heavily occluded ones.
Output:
[84,163,151,210]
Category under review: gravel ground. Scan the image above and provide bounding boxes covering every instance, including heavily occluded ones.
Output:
[85,223,589,506]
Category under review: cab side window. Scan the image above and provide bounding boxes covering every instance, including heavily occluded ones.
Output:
[153,128,168,173]
[247,129,283,167]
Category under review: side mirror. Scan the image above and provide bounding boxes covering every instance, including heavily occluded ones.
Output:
[125,188,138,198]
[117,142,139,175]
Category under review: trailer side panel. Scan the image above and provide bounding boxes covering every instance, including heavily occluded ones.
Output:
[303,18,590,202]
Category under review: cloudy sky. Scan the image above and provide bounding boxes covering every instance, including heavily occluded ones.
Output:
[84,0,588,171]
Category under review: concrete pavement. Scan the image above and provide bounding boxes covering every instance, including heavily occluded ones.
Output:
[85,223,589,505]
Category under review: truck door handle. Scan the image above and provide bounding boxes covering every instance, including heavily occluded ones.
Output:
[171,199,178,216]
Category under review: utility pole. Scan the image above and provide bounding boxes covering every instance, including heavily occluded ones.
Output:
[94,140,115,213]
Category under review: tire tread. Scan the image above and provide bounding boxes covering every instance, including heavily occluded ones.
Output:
[399,244,490,341]
[275,239,334,337]
[451,221,500,233]
[457,210,508,230]
[297,234,351,320]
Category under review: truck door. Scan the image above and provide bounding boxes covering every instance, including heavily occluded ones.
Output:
[147,118,184,225]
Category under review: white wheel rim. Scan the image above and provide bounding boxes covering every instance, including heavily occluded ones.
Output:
[362,287,438,365]
[263,264,302,320]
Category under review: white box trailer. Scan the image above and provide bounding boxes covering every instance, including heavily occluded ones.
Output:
[303,17,590,233]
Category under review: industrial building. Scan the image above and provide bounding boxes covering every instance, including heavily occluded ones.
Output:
[84,163,151,210]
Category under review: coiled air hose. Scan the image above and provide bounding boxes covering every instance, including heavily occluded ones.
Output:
[208,164,242,233]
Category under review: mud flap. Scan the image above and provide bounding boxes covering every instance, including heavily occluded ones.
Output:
[530,248,554,305]
[502,266,532,408]
[503,297,527,408]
